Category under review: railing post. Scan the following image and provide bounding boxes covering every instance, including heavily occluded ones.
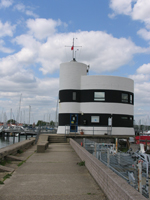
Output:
[137,160,142,194]
[13,132,15,144]
[83,138,85,148]
[115,138,118,153]
[107,148,110,167]
[93,126,94,136]
[94,143,97,157]
[65,125,66,136]
[99,151,101,161]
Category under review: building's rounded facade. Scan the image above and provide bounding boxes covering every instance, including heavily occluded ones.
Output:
[57,60,134,135]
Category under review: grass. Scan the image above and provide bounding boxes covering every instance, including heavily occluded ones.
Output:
[119,147,128,152]
[18,161,25,167]
[87,193,95,195]
[0,173,12,184]
[77,161,85,166]
[17,149,23,154]
[0,160,7,166]
[0,160,11,166]
[3,174,11,181]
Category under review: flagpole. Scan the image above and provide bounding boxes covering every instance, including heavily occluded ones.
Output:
[73,38,74,60]
[65,38,82,61]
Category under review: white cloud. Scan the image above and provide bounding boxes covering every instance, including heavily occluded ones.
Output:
[109,0,150,41]
[26,18,62,40]
[109,0,132,16]
[0,39,14,53]
[36,31,146,74]
[132,0,150,23]
[129,73,150,82]
[137,63,150,74]
[25,10,38,18]
[14,3,25,12]
[137,29,150,41]
[0,0,13,8]
[14,3,38,18]
[0,20,15,37]
[0,19,147,76]
[128,61,150,123]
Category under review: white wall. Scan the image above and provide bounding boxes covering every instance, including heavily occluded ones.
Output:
[81,75,134,92]
[59,61,87,90]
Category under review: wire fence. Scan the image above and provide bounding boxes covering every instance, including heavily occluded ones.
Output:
[83,138,149,198]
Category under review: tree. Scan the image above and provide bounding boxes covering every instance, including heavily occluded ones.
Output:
[36,120,46,126]
[50,120,55,127]
[7,119,16,124]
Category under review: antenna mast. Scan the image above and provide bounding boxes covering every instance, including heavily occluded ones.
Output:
[65,38,82,61]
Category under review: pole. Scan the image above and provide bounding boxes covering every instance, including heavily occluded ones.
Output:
[107,148,110,167]
[29,105,31,125]
[72,38,74,59]
[116,138,118,153]
[137,160,142,194]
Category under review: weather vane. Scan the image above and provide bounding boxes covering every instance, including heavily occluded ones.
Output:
[65,38,82,60]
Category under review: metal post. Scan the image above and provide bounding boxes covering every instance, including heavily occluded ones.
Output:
[107,148,110,167]
[137,160,142,194]
[18,133,20,142]
[116,138,118,153]
[13,132,15,144]
[83,138,85,148]
[118,152,120,165]
[65,125,66,136]
[93,126,94,136]
[95,143,97,157]
[99,151,101,161]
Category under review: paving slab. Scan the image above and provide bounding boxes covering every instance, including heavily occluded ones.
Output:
[27,151,81,163]
[0,143,107,200]
[15,162,88,174]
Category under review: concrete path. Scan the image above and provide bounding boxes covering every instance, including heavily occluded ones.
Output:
[0,143,107,200]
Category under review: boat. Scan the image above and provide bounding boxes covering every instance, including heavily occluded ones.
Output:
[135,135,150,145]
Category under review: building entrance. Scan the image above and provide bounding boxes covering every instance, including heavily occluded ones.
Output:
[70,114,78,132]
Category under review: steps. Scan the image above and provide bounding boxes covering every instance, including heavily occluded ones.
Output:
[48,135,67,143]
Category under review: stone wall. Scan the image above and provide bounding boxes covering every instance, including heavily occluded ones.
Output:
[70,138,146,200]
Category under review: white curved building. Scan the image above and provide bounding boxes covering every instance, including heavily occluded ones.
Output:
[57,59,134,135]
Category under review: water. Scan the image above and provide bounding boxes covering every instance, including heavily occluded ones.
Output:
[0,136,29,149]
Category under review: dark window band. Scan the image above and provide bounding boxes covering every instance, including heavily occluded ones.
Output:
[59,89,134,105]
[59,113,134,128]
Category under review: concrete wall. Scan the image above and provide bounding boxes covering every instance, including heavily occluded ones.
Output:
[0,138,35,160]
[70,138,146,200]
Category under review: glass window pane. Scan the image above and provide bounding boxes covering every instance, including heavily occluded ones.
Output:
[91,116,100,123]
[122,93,128,103]
[72,92,76,100]
[130,95,132,103]
[94,92,105,101]
[121,117,128,120]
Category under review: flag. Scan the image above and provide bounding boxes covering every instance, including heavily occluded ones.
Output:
[71,46,74,50]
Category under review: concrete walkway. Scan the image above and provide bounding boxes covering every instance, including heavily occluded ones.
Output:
[0,143,107,200]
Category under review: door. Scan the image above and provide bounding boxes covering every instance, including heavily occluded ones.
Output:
[70,114,78,132]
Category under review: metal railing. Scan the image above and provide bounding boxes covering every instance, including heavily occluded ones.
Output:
[65,125,112,135]
[83,138,149,198]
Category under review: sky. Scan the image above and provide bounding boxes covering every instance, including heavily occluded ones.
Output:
[0,0,150,125]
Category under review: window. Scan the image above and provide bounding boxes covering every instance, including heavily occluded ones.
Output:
[94,92,105,101]
[72,92,76,100]
[130,95,132,104]
[121,117,128,120]
[91,116,100,123]
[122,93,128,103]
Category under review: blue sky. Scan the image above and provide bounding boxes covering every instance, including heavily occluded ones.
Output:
[0,0,150,125]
